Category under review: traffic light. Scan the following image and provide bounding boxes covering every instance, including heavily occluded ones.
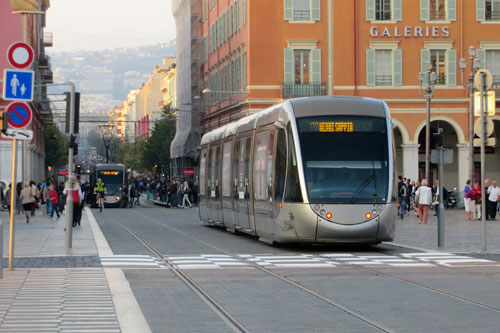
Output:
[0,112,7,134]
[433,132,444,147]
[65,92,80,134]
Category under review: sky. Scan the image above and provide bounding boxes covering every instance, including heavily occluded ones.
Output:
[45,0,176,53]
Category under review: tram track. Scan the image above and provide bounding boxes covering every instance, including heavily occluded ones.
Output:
[104,207,500,332]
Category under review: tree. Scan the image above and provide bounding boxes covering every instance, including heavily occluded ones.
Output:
[44,123,67,170]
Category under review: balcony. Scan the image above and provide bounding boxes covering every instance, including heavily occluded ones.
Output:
[43,32,53,47]
[282,83,326,99]
[39,55,50,69]
[40,70,53,84]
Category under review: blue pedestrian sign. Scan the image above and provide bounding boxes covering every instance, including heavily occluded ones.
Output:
[2,69,34,102]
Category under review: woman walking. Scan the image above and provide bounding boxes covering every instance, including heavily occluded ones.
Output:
[470,182,482,221]
[415,179,432,224]
[181,181,192,208]
[464,179,473,221]
[20,182,33,223]
[49,184,60,219]
[16,182,23,215]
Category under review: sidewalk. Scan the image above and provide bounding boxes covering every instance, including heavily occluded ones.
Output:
[0,207,150,332]
[394,207,500,253]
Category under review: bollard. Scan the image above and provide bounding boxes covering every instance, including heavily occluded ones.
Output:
[0,216,3,279]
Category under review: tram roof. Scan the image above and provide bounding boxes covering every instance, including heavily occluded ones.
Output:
[289,96,387,118]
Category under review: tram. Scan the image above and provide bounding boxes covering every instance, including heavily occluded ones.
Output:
[95,163,129,208]
[198,96,397,244]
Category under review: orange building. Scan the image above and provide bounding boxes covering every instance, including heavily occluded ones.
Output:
[196,0,500,197]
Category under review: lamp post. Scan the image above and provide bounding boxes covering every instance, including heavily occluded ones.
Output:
[419,62,437,181]
[98,124,114,163]
[459,46,482,181]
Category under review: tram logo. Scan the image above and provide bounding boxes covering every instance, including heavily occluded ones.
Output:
[280,211,296,232]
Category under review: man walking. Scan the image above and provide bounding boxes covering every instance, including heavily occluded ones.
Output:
[487,180,500,221]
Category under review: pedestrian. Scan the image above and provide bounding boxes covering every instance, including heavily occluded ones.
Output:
[484,179,491,220]
[464,179,473,221]
[30,181,38,216]
[43,182,51,216]
[63,177,84,227]
[397,175,406,220]
[406,179,412,215]
[49,184,60,219]
[4,183,14,216]
[181,181,192,208]
[415,179,432,224]
[20,182,33,223]
[487,180,500,221]
[16,182,23,215]
[470,182,482,221]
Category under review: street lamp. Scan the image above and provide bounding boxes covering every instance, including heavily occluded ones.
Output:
[98,124,114,163]
[419,62,437,181]
[459,46,482,181]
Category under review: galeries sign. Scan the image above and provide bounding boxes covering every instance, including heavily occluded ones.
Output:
[370,26,450,38]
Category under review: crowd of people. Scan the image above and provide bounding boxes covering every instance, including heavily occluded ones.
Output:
[129,177,199,209]
[397,175,500,224]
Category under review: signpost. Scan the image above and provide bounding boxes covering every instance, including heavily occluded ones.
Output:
[6,101,32,128]
[2,69,34,101]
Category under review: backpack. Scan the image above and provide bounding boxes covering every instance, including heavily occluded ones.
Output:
[399,185,407,197]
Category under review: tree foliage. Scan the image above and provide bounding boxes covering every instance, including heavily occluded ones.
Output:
[44,123,68,169]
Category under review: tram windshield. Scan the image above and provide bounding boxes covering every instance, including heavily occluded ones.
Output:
[96,170,124,195]
[296,116,389,204]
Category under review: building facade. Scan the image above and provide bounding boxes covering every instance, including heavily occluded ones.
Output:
[172,0,500,199]
[0,0,53,183]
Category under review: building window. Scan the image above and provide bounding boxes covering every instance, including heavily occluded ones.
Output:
[375,50,392,85]
[284,0,320,22]
[430,50,446,84]
[294,49,310,84]
[375,0,392,20]
[429,0,446,20]
[485,50,500,84]
[486,0,500,20]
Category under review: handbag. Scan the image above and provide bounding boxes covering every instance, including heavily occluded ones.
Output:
[475,198,481,204]
[432,194,439,206]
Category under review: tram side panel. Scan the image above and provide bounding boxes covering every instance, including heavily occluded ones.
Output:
[233,134,255,234]
[198,148,209,222]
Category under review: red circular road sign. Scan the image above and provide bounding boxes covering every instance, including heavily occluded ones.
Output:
[6,102,32,129]
[7,42,34,69]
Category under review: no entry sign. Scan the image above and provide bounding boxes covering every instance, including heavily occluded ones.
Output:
[6,101,32,129]
[7,42,34,69]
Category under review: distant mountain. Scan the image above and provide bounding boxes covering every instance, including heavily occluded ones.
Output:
[47,41,176,112]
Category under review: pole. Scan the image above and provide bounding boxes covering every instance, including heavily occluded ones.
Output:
[65,84,75,249]
[327,0,333,96]
[480,72,487,252]
[21,13,28,184]
[438,145,444,247]
[425,82,431,181]
[469,73,475,181]
[8,139,17,271]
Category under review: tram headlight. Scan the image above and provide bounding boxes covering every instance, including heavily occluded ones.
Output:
[320,209,326,216]
[372,209,377,216]
[365,212,372,219]
[326,212,333,219]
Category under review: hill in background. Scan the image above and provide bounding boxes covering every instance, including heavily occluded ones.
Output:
[48,41,176,113]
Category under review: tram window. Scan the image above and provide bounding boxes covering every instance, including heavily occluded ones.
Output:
[213,145,221,198]
[233,140,241,198]
[222,141,232,197]
[275,129,286,202]
[285,124,303,202]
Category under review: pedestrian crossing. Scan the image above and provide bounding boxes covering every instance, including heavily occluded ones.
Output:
[99,255,166,269]
[164,252,498,270]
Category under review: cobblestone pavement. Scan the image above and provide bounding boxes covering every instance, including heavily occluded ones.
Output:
[394,207,500,253]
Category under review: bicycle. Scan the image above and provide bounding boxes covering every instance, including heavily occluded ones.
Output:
[95,191,105,212]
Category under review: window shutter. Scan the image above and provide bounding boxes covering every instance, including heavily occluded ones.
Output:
[447,0,456,21]
[311,49,322,83]
[446,50,457,86]
[243,52,247,88]
[393,49,403,86]
[236,0,240,29]
[366,0,375,21]
[233,3,238,31]
[243,0,247,25]
[420,0,429,21]
[284,0,293,21]
[366,49,376,86]
[312,0,321,21]
[420,49,431,85]
[393,0,402,21]
[476,0,485,22]
[284,49,294,83]
[476,49,486,70]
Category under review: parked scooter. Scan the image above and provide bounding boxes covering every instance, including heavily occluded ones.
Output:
[445,188,457,209]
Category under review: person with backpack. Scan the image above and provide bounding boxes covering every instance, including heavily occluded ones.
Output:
[397,175,407,220]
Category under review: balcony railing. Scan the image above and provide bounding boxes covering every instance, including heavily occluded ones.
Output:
[375,75,392,86]
[293,9,310,21]
[43,32,53,47]
[282,83,326,99]
[38,55,50,69]
[486,9,500,21]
